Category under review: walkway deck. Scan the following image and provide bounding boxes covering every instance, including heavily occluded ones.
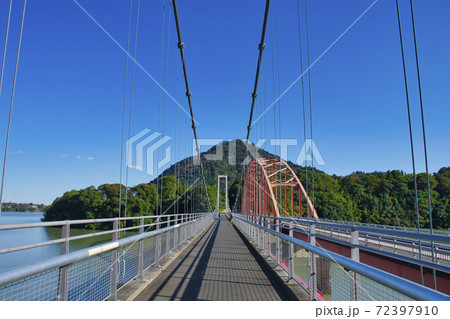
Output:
[134,217,296,301]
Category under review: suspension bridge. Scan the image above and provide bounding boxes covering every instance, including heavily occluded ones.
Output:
[0,0,449,302]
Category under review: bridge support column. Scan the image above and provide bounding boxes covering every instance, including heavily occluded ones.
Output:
[308,224,317,301]
[351,228,360,301]
[109,219,119,301]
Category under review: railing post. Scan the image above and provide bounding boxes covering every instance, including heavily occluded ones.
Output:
[248,215,251,237]
[138,218,144,280]
[256,223,259,248]
[174,214,179,249]
[251,219,254,242]
[165,216,170,255]
[110,219,118,301]
[276,218,281,266]
[308,223,317,301]
[57,221,70,301]
[253,217,256,243]
[288,221,294,281]
[155,216,161,266]
[351,228,360,301]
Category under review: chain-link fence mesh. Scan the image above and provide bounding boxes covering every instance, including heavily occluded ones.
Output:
[143,236,156,269]
[68,251,113,301]
[233,216,428,302]
[117,243,139,288]
[0,269,59,301]
[269,233,275,259]
[358,274,413,301]
[293,244,309,290]
[0,214,213,301]
[280,238,289,272]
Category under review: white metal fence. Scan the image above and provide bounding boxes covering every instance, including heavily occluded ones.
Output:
[233,213,450,301]
[0,213,214,301]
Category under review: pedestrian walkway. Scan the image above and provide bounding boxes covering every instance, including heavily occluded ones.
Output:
[134,217,295,301]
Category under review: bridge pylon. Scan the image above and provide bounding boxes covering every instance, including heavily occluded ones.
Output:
[214,175,231,214]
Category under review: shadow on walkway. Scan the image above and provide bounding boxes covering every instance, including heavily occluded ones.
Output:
[135,217,295,301]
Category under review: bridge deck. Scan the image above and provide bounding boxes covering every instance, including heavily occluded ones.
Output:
[134,217,295,301]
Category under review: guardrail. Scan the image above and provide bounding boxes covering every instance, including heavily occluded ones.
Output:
[0,212,214,301]
[233,213,450,301]
[295,216,450,236]
[242,214,450,270]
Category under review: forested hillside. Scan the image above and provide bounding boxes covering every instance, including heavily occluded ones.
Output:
[44,140,449,230]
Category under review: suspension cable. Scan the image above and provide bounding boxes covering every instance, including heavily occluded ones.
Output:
[159,1,173,216]
[245,0,271,143]
[305,0,315,210]
[0,0,27,215]
[156,0,167,217]
[173,56,180,215]
[123,0,141,225]
[0,0,13,100]
[395,0,423,285]
[409,0,436,289]
[172,0,212,212]
[234,0,271,213]
[276,0,282,207]
[118,0,134,221]
[0,0,14,214]
[270,4,278,205]
[297,0,308,197]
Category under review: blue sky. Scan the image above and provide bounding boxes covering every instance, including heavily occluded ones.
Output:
[0,0,449,204]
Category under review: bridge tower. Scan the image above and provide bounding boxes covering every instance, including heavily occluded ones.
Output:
[215,175,230,213]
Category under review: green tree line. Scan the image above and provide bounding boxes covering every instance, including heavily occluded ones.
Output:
[293,166,450,230]
[44,176,213,229]
[44,138,448,231]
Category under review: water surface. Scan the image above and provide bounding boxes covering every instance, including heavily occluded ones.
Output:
[0,212,115,272]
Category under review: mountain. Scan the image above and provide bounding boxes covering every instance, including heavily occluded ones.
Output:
[154,138,321,191]
[152,139,305,208]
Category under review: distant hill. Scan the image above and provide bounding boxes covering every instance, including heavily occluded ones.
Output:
[153,138,323,187]
[154,139,268,186]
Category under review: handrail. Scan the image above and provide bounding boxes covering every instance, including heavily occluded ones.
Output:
[245,214,450,272]
[0,213,207,256]
[0,217,201,287]
[245,213,450,235]
[254,215,450,243]
[0,213,190,230]
[265,218,450,252]
[233,214,450,301]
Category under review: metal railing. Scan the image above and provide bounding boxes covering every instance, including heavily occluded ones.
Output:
[233,213,450,301]
[297,216,450,236]
[250,215,450,270]
[0,212,214,301]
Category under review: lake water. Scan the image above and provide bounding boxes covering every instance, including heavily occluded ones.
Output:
[0,212,114,272]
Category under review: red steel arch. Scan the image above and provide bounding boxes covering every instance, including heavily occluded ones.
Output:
[242,158,318,218]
